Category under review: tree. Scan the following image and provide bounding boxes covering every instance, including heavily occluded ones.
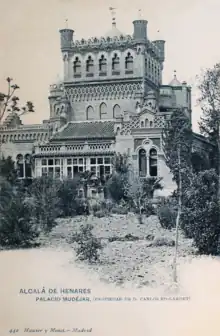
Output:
[162,108,193,192]
[0,77,34,124]
[124,168,163,223]
[0,156,18,184]
[197,63,220,197]
[181,169,219,255]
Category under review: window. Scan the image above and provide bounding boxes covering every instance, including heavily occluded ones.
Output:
[112,54,120,73]
[90,157,111,178]
[66,157,86,178]
[125,52,133,72]
[41,158,63,179]
[86,106,94,120]
[113,104,121,118]
[16,153,32,179]
[86,56,94,73]
[145,119,149,127]
[73,57,81,76]
[149,148,157,177]
[141,121,144,127]
[138,149,147,177]
[99,55,107,73]
[99,103,107,119]
[150,121,153,127]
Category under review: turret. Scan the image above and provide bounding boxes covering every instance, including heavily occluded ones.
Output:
[59,28,74,52]
[132,20,148,43]
[152,40,165,63]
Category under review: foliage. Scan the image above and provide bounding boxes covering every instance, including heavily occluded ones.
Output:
[0,181,39,248]
[27,176,61,232]
[157,197,177,230]
[57,178,80,217]
[111,152,130,174]
[105,172,128,202]
[0,156,18,184]
[197,64,220,178]
[0,77,34,124]
[181,169,220,254]
[162,108,193,190]
[70,224,103,263]
[124,170,163,221]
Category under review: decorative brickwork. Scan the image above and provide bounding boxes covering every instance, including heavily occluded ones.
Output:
[65,82,142,102]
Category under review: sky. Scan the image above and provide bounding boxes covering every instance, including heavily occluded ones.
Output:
[0,0,220,132]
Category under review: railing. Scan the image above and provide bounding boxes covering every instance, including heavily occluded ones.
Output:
[36,142,115,154]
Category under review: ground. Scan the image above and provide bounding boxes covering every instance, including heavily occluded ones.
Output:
[41,214,196,291]
[1,215,220,335]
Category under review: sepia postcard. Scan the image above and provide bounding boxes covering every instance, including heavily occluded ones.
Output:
[0,0,220,335]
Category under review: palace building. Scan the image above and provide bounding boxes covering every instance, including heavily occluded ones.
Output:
[0,14,212,195]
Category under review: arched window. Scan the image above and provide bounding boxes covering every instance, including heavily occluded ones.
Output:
[125,52,133,71]
[112,54,120,72]
[149,148,157,177]
[150,121,153,127]
[86,106,94,120]
[113,104,121,118]
[73,57,81,75]
[139,148,147,177]
[99,103,107,119]
[141,121,144,127]
[86,56,94,73]
[99,55,107,72]
[145,119,149,127]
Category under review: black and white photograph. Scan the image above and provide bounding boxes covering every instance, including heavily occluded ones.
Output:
[0,0,220,335]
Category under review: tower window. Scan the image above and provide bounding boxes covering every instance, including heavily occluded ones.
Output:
[86,106,94,120]
[86,56,94,73]
[149,148,158,177]
[73,57,81,76]
[125,52,133,72]
[99,103,107,119]
[113,104,121,118]
[99,55,107,73]
[112,54,120,73]
[138,148,147,177]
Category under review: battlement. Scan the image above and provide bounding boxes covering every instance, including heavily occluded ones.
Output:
[70,35,161,59]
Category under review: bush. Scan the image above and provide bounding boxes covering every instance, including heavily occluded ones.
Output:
[70,224,103,263]
[157,197,177,230]
[105,172,128,202]
[0,183,39,248]
[111,206,128,215]
[27,176,61,232]
[181,169,220,255]
[57,179,79,217]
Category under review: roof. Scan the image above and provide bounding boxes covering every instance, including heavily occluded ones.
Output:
[52,120,115,140]
[169,71,182,87]
[104,23,124,38]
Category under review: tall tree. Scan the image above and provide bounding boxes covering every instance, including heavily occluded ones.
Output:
[162,108,193,192]
[197,63,220,196]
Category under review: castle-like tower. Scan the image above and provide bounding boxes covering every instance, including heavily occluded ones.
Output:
[53,12,165,121]
[0,12,210,195]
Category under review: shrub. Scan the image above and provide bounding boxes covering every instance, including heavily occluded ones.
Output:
[157,197,177,229]
[0,183,39,248]
[56,178,79,217]
[105,172,128,202]
[181,169,220,255]
[111,206,128,215]
[27,176,61,232]
[70,224,103,263]
[94,210,106,218]
[149,236,175,247]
